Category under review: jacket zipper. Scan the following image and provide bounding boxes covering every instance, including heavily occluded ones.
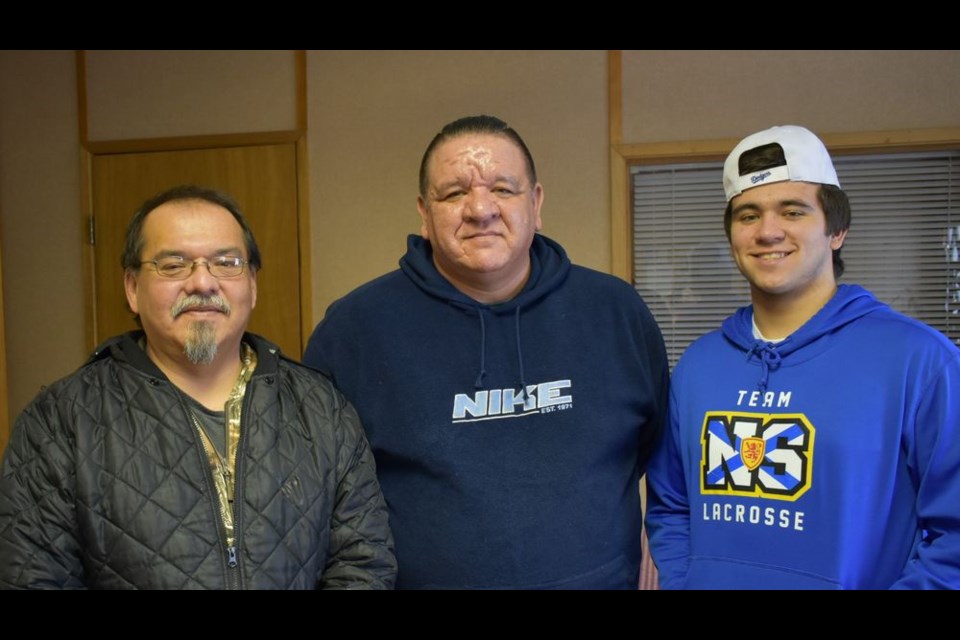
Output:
[221,348,258,589]
[182,395,243,589]
[225,380,254,590]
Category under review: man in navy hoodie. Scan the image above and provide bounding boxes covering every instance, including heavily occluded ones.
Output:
[645,125,960,589]
[304,115,669,589]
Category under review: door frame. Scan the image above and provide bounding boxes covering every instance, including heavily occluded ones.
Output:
[0,213,9,454]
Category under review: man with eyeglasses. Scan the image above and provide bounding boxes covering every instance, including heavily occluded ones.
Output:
[0,185,396,589]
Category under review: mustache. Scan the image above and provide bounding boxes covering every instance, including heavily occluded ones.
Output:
[171,294,231,318]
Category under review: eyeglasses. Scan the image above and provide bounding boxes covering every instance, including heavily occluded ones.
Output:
[140,256,249,280]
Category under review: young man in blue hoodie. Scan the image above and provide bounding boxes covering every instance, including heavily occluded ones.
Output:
[645,125,960,589]
[304,115,669,589]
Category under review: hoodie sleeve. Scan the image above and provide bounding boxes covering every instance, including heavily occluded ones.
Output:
[303,311,339,380]
[891,350,960,589]
[644,382,691,590]
[303,297,360,394]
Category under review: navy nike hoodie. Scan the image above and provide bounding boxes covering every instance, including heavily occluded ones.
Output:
[305,234,668,589]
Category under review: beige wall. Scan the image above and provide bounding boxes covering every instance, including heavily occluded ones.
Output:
[85,50,296,139]
[622,50,960,142]
[2,50,959,424]
[1,51,85,425]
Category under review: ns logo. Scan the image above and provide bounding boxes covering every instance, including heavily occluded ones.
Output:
[700,412,814,502]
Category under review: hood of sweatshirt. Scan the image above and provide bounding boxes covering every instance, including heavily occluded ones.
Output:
[721,284,887,392]
[399,233,571,391]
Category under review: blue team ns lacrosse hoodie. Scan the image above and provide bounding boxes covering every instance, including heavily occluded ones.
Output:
[646,285,960,589]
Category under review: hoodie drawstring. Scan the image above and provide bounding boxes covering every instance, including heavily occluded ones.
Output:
[473,306,527,399]
[747,341,782,393]
[474,309,487,390]
[515,306,527,400]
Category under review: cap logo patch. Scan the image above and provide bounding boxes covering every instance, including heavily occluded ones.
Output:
[723,126,841,202]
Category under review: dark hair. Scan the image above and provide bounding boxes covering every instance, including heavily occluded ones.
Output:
[723,143,851,278]
[121,185,262,273]
[418,115,537,197]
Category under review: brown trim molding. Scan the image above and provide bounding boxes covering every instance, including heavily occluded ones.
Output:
[0,212,9,453]
[82,130,303,155]
[607,50,626,281]
[294,50,312,351]
[76,51,97,347]
[79,148,96,347]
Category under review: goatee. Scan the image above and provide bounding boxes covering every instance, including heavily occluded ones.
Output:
[184,321,218,365]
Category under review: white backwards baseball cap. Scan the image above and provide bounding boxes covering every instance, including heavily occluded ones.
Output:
[723,125,840,202]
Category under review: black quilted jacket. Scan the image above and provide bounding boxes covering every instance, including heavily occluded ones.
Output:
[0,331,396,589]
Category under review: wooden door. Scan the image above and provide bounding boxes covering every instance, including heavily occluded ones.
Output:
[91,143,302,358]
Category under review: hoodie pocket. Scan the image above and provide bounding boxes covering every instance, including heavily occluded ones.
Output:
[683,556,842,590]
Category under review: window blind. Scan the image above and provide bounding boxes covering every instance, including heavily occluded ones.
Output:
[632,151,960,369]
